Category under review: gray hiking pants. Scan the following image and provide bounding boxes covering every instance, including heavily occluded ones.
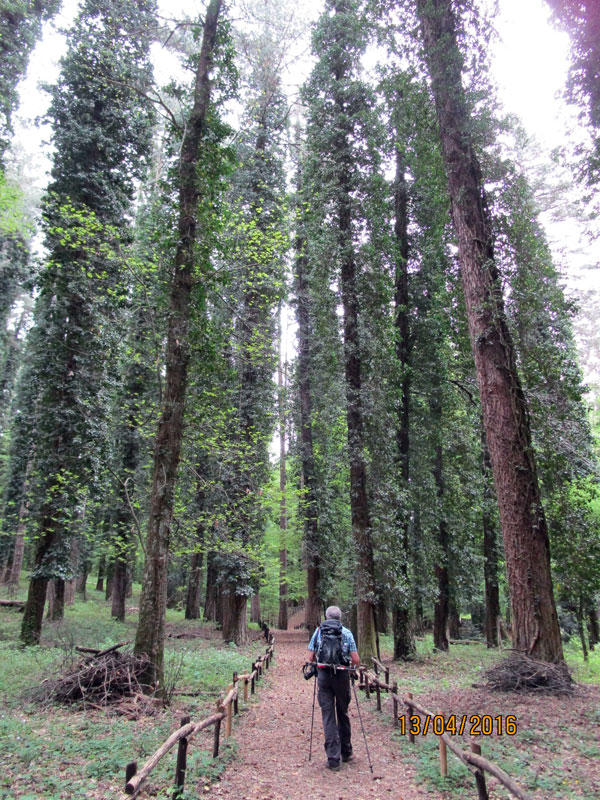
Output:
[317,668,352,764]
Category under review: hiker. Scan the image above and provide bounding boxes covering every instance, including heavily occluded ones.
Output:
[307,605,360,771]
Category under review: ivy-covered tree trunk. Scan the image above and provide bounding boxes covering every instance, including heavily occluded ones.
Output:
[392,122,416,661]
[294,176,321,634]
[19,0,156,646]
[278,341,288,631]
[134,0,223,687]
[330,0,376,663]
[415,0,563,661]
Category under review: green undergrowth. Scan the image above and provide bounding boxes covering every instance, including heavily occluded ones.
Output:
[0,580,268,799]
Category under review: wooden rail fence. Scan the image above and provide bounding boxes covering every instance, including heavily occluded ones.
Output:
[119,638,275,799]
[358,656,533,800]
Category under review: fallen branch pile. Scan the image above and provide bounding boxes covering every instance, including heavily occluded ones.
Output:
[32,642,153,708]
[485,653,573,695]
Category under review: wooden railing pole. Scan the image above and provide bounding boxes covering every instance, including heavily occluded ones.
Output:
[471,742,489,800]
[173,716,191,800]
[233,673,239,715]
[225,698,233,737]
[407,692,415,744]
[439,736,448,778]
[125,761,137,791]
[384,666,390,690]
[212,699,223,759]
[392,682,398,728]
[375,679,381,711]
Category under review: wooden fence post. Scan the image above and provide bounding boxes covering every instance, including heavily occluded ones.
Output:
[365,673,370,700]
[225,696,233,738]
[233,673,239,715]
[173,715,191,800]
[407,692,415,744]
[471,742,489,800]
[125,761,137,791]
[439,737,448,778]
[392,682,398,728]
[375,680,381,711]
[384,666,390,690]
[213,699,223,758]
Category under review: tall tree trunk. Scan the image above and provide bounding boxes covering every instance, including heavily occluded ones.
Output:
[415,0,563,661]
[96,554,106,592]
[20,500,64,644]
[278,322,288,631]
[448,598,460,640]
[185,469,206,620]
[576,596,588,661]
[393,116,416,662]
[250,593,260,623]
[105,559,114,601]
[587,603,599,650]
[6,453,33,596]
[432,442,449,652]
[204,551,222,623]
[222,593,248,644]
[331,18,376,663]
[185,551,203,620]
[134,0,223,688]
[48,578,65,622]
[482,427,500,647]
[294,169,321,635]
[76,562,88,599]
[111,558,129,622]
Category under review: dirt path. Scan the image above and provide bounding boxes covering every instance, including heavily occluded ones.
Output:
[207,625,435,800]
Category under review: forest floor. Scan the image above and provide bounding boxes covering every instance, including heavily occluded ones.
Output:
[1,592,599,800]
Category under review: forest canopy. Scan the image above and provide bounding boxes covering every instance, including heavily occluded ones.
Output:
[0,0,598,687]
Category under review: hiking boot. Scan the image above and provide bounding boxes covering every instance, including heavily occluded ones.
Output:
[326,760,341,771]
[342,753,353,763]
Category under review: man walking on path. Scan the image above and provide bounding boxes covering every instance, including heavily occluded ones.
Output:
[307,606,360,771]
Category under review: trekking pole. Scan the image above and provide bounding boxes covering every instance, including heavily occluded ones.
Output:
[351,670,374,773]
[308,670,317,761]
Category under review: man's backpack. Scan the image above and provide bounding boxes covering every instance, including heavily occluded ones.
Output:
[316,619,350,667]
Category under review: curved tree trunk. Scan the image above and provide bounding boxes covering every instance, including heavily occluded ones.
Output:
[415,0,563,662]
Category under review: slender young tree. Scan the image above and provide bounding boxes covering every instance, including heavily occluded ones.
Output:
[412,0,563,661]
[134,0,224,683]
